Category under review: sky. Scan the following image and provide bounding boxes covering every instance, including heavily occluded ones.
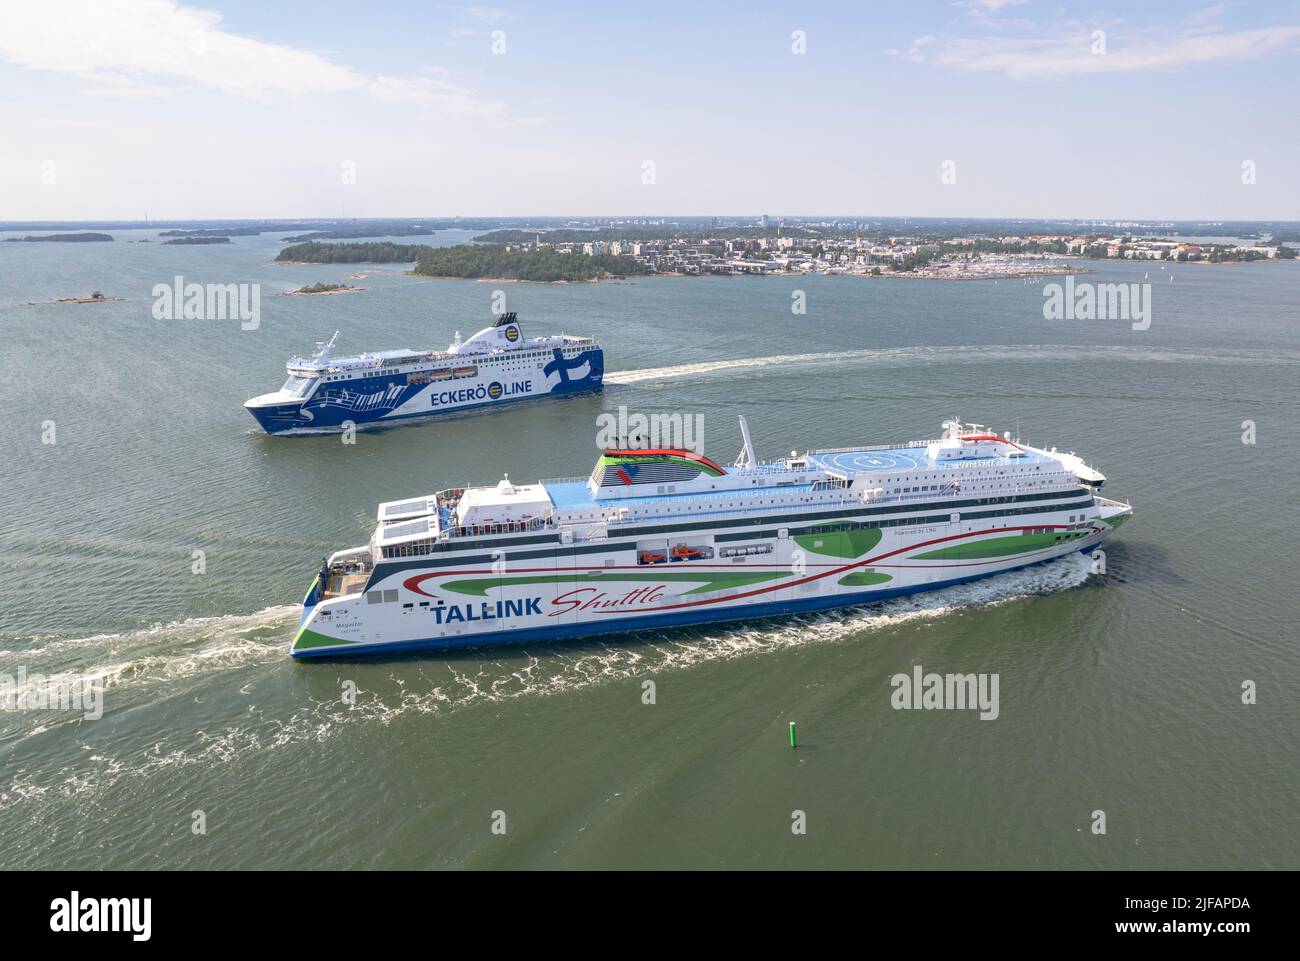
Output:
[0,0,1297,221]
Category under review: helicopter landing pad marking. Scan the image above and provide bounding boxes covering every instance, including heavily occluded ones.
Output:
[808,450,925,474]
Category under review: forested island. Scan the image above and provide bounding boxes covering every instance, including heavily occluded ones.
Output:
[163,236,232,245]
[282,226,439,242]
[413,245,646,281]
[6,232,113,242]
[276,241,425,264]
[159,227,261,237]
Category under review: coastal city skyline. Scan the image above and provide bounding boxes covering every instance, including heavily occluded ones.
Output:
[1,0,1298,220]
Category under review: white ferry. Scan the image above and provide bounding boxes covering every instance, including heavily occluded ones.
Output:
[244,312,602,433]
[292,418,1132,657]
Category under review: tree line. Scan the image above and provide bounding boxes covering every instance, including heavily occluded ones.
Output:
[413,245,647,281]
[275,242,427,263]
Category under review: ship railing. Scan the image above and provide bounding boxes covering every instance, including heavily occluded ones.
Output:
[874,480,1073,505]
[327,546,372,567]
[438,515,554,539]
[596,481,1078,528]
[733,463,804,476]
[809,439,942,456]
[539,476,591,486]
[1094,494,1131,509]
[603,493,856,528]
[886,489,967,504]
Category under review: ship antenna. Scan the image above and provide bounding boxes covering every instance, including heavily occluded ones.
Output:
[314,330,339,363]
[734,415,756,469]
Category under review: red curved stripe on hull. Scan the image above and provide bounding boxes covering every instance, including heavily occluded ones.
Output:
[401,523,1100,605]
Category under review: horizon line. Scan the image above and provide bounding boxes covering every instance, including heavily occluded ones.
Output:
[4,214,1299,227]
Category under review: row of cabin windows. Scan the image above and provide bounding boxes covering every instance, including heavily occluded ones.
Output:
[622,481,1054,520]
[881,466,1048,484]
[320,348,586,387]
[323,357,516,385]
[378,492,1093,559]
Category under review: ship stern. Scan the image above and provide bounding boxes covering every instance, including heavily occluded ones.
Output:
[291,550,372,658]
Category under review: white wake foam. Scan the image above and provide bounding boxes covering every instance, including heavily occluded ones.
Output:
[604,344,1300,386]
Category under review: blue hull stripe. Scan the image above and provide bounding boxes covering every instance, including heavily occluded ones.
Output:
[292,545,1099,660]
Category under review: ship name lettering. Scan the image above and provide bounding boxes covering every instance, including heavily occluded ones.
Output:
[433,598,541,624]
[550,585,667,617]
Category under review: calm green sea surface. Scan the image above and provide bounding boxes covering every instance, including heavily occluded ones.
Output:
[1,228,1297,868]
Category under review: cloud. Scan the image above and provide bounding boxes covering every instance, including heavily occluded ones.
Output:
[464,6,507,22]
[0,0,518,120]
[960,0,1028,13]
[892,18,1300,80]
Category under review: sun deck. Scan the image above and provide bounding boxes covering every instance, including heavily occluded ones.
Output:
[543,478,821,518]
[322,570,370,600]
[807,445,1053,476]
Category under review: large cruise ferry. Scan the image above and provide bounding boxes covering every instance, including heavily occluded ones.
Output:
[291,418,1132,658]
[244,312,603,433]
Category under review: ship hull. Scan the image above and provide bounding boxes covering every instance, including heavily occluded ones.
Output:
[293,548,1097,660]
[293,505,1126,659]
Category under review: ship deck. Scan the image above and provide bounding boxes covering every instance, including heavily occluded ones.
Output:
[323,571,369,600]
[543,479,816,513]
[536,443,1058,519]
[806,445,1053,476]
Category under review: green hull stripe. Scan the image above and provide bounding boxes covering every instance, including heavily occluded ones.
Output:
[911,530,1089,561]
[293,625,354,651]
[837,571,893,587]
[793,525,883,559]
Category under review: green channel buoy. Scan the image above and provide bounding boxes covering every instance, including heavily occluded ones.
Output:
[789,721,797,749]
